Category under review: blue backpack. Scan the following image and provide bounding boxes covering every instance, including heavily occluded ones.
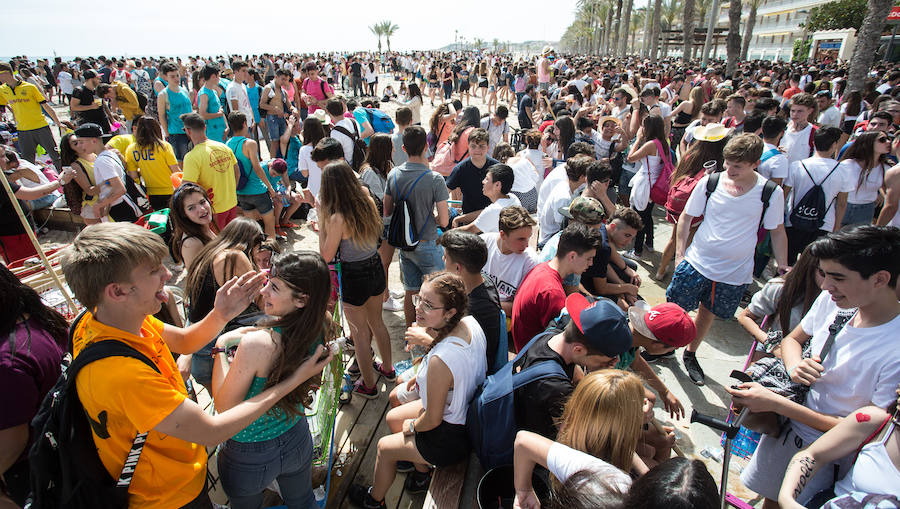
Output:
[365,107,396,133]
[466,331,567,469]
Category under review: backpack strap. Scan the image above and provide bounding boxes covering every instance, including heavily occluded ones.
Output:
[401,170,430,201]
[759,179,778,229]
[509,358,569,390]
[703,172,721,215]
[760,148,780,163]
[69,340,160,490]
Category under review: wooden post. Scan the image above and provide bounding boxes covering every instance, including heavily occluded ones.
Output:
[0,170,78,312]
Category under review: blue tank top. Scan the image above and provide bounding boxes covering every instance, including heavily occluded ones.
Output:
[286,136,302,177]
[246,84,261,124]
[199,86,226,137]
[227,136,267,195]
[163,86,193,134]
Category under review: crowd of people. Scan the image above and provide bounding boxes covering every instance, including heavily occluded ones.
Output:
[2,46,900,509]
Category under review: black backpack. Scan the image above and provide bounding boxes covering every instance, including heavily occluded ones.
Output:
[788,161,840,232]
[28,311,158,509]
[387,170,430,251]
[466,331,567,469]
[332,122,368,171]
[704,172,779,229]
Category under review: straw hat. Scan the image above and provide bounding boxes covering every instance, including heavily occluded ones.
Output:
[693,123,733,142]
[618,83,639,101]
[598,116,621,128]
[542,45,555,56]
[311,109,330,125]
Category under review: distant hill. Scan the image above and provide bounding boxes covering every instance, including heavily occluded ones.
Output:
[434,40,558,54]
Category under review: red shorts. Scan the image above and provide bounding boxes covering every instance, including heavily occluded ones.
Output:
[0,233,38,264]
[214,206,239,231]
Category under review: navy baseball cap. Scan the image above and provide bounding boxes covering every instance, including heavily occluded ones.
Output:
[73,123,103,139]
[566,293,632,357]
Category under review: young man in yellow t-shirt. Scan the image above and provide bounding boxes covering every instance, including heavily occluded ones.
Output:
[0,61,69,170]
[180,112,240,230]
[60,223,331,508]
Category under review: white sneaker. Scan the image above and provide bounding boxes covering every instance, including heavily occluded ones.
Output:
[382,296,403,311]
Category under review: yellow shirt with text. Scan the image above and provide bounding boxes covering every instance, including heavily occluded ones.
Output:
[182,139,238,213]
[125,141,177,195]
[0,81,49,131]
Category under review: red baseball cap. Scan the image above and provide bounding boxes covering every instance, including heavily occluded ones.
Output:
[628,301,696,348]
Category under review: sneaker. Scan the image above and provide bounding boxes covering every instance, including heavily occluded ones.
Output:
[382,296,404,311]
[641,350,675,362]
[683,352,706,386]
[348,484,386,509]
[403,469,432,494]
[374,362,397,382]
[353,379,379,399]
[623,249,644,261]
[396,460,415,473]
[347,359,360,377]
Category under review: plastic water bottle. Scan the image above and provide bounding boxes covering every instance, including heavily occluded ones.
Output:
[393,358,414,374]
[703,160,717,174]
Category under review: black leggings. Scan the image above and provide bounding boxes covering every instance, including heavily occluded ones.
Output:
[634,203,655,253]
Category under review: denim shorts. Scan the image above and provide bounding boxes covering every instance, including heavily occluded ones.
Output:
[666,260,747,319]
[841,201,876,227]
[266,116,287,139]
[167,133,192,161]
[217,421,317,509]
[399,239,445,291]
[237,192,274,215]
[340,253,387,306]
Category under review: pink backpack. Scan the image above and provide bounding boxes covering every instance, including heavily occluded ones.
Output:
[431,127,473,176]
[649,139,676,206]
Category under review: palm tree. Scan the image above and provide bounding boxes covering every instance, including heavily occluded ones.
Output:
[661,0,681,58]
[726,0,742,75]
[493,38,500,53]
[741,0,760,60]
[650,0,663,61]
[473,37,486,50]
[603,0,614,54]
[612,0,625,57]
[631,7,646,54]
[619,0,635,56]
[683,0,696,60]
[642,0,653,57]
[701,0,721,65]
[849,0,894,90]
[382,21,399,52]
[369,23,384,54]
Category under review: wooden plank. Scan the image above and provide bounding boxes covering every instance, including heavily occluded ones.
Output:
[326,386,390,509]
[336,413,397,509]
[459,454,483,509]
[421,460,467,509]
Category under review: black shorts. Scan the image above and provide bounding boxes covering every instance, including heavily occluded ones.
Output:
[459,81,470,92]
[415,421,470,467]
[340,253,386,306]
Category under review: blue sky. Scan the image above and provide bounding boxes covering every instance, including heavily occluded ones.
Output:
[2,0,582,58]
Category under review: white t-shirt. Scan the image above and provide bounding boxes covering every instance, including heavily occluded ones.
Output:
[298,144,321,198]
[785,156,854,231]
[818,106,841,129]
[481,232,539,302]
[684,173,785,285]
[547,442,632,492]
[480,116,510,152]
[473,195,520,233]
[508,156,540,193]
[519,149,546,190]
[225,81,254,127]
[57,71,74,95]
[837,159,885,204]
[781,123,815,165]
[93,150,127,206]
[331,117,362,166]
[876,82,893,94]
[758,142,789,181]
[793,291,900,443]
[537,163,567,213]
[538,183,574,244]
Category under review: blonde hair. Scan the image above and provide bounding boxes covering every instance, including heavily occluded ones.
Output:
[556,369,645,472]
[688,87,705,120]
[61,223,168,310]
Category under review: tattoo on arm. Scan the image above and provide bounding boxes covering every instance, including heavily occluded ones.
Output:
[793,456,817,499]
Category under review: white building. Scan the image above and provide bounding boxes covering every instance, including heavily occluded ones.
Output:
[715,0,833,61]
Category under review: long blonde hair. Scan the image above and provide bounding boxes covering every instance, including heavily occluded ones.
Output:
[556,369,645,472]
[688,86,705,120]
[318,161,382,249]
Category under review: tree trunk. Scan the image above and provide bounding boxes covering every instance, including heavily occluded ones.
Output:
[726,0,742,76]
[387,37,392,52]
[643,2,653,57]
[741,0,758,61]
[620,0,634,56]
[632,21,639,54]
[605,5,615,54]
[613,0,624,57]
[849,0,893,91]
[378,39,382,54]
[702,0,721,65]
[650,0,663,61]
[683,0,696,60]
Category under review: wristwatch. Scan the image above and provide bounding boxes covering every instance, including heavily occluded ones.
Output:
[408,420,416,435]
